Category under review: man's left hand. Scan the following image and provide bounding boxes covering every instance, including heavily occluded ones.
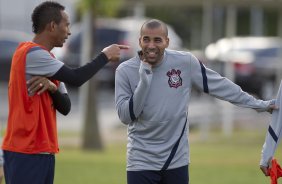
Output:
[268,104,279,114]
[27,76,57,96]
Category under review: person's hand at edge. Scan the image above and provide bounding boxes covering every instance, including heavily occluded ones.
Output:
[27,76,58,96]
[260,158,272,176]
[260,165,270,176]
[267,104,279,114]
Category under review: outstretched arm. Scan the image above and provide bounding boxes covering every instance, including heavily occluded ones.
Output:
[26,44,129,87]
[189,54,275,112]
[51,44,129,86]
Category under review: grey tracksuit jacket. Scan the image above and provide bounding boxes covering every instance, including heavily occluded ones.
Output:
[115,49,273,171]
[260,81,282,167]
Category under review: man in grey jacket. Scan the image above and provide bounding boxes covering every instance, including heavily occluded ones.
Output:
[115,19,276,184]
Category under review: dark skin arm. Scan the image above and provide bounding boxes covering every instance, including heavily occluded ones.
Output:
[52,44,130,87]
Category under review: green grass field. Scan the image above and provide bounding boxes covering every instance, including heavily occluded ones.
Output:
[54,130,281,184]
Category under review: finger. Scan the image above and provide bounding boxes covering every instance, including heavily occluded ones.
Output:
[260,166,270,176]
[263,169,269,176]
[30,84,43,95]
[117,45,130,49]
[28,91,36,97]
[269,105,279,114]
[260,168,266,176]
[267,108,273,114]
[37,85,49,95]
[29,78,47,94]
[28,80,43,93]
[27,76,44,88]
[26,76,42,85]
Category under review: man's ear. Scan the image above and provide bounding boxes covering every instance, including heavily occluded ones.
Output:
[49,21,57,32]
[139,37,142,47]
[166,37,170,48]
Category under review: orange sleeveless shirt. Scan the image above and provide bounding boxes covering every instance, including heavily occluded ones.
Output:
[2,42,59,154]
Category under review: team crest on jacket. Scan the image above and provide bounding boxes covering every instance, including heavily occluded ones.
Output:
[167,69,182,88]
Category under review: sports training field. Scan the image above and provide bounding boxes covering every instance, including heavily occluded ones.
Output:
[53,130,281,184]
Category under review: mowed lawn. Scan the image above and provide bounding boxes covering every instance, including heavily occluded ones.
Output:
[54,130,282,184]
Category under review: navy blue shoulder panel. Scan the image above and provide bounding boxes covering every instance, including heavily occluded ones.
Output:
[198,60,209,93]
[129,95,136,121]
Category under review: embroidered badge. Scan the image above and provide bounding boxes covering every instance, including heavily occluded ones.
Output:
[167,69,182,88]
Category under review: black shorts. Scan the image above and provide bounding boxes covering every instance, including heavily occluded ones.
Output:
[127,165,189,184]
[3,150,55,184]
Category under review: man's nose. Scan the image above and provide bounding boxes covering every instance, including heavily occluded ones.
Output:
[147,41,155,48]
[67,27,71,36]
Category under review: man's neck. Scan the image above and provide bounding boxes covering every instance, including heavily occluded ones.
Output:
[32,34,53,51]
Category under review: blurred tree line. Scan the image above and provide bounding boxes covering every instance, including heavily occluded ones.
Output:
[148,7,278,48]
[76,1,281,50]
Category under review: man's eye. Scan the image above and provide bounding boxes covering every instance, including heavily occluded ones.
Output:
[143,38,149,42]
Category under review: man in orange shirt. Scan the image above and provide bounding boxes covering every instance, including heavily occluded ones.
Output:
[2,1,128,184]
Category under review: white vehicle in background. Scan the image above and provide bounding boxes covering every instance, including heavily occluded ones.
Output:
[205,36,282,99]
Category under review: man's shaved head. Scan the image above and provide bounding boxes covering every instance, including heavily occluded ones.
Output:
[140,19,168,37]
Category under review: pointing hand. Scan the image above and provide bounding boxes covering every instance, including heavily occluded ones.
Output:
[102,44,130,62]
